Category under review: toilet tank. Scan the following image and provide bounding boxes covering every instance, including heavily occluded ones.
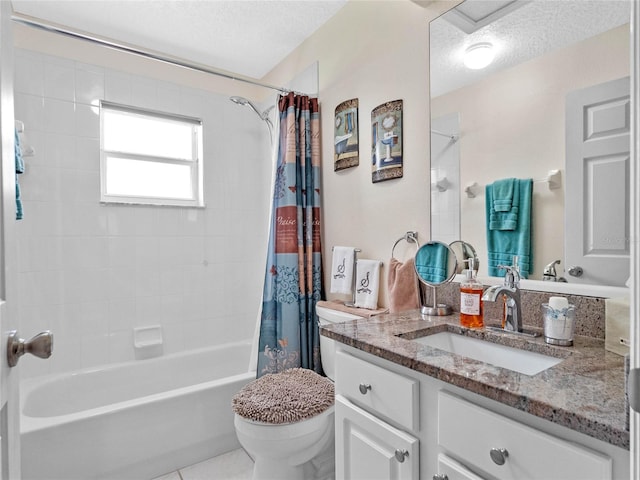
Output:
[316,305,363,381]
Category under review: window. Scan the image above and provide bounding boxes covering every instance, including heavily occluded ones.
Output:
[100,102,203,207]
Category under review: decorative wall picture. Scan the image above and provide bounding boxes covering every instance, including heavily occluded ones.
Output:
[334,98,359,171]
[371,99,403,183]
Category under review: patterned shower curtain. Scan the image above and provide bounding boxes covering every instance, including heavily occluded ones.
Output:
[256,92,324,377]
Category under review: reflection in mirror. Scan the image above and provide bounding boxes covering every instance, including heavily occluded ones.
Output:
[415,241,458,316]
[449,240,478,275]
[429,0,631,287]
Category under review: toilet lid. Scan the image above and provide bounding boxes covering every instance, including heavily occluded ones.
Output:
[232,368,334,424]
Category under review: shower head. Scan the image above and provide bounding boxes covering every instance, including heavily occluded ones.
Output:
[229,96,274,138]
[230,96,249,106]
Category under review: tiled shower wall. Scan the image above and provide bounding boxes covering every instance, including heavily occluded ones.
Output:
[13,48,271,379]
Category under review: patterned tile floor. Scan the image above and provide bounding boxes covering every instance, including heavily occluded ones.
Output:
[152,449,253,480]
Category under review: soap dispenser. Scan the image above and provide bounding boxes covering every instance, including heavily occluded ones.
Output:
[460,258,484,328]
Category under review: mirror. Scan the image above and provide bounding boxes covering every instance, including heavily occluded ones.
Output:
[429,0,631,286]
[414,241,458,315]
[449,240,478,275]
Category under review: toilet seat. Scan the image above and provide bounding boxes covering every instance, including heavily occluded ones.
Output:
[232,368,334,425]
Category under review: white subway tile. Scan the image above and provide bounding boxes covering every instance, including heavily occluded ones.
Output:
[44,98,75,135]
[104,70,132,104]
[14,50,44,96]
[75,103,100,138]
[46,132,76,169]
[75,65,104,106]
[44,60,75,102]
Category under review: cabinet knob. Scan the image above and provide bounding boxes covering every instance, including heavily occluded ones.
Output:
[489,447,509,465]
[394,449,409,463]
[359,383,372,395]
[433,475,449,480]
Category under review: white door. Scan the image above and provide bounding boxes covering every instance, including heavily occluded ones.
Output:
[0,2,21,478]
[565,77,630,286]
[335,395,419,480]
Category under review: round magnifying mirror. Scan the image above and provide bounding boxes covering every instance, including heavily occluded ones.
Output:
[449,240,479,275]
[414,241,458,316]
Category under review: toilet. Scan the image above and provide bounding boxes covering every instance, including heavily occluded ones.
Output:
[232,305,363,480]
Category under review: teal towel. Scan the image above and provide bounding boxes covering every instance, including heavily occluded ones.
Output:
[15,129,24,220]
[415,243,449,284]
[492,178,515,212]
[486,178,533,278]
[487,178,519,230]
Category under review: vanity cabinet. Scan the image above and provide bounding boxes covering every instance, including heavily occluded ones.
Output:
[335,351,420,480]
[438,391,613,480]
[333,345,629,480]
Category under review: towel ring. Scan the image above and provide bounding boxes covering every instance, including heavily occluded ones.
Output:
[391,231,420,258]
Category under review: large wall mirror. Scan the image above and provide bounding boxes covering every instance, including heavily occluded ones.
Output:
[430,0,631,287]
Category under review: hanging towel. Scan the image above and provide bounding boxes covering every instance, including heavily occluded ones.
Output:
[492,178,516,212]
[415,243,449,284]
[354,259,381,310]
[387,257,420,313]
[15,129,24,220]
[330,246,355,294]
[486,178,533,278]
[487,178,519,230]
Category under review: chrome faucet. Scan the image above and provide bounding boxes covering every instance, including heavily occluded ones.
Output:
[542,259,568,282]
[481,263,523,333]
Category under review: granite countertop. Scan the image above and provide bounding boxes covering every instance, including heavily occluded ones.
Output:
[320,309,629,450]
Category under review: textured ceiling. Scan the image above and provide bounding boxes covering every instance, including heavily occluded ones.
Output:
[430,0,631,97]
[11,0,347,79]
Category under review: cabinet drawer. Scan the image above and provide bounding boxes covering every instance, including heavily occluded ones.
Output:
[438,391,612,480]
[336,351,418,431]
[435,453,485,480]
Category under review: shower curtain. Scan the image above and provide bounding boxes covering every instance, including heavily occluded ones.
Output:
[257,92,323,377]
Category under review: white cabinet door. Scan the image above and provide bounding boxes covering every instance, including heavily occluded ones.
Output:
[336,395,419,480]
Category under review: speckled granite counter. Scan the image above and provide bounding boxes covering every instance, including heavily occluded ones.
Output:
[320,310,629,450]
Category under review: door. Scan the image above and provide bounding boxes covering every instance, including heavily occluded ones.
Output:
[335,395,419,480]
[0,2,21,479]
[565,77,630,286]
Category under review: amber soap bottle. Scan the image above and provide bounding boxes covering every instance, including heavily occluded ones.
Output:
[460,259,484,328]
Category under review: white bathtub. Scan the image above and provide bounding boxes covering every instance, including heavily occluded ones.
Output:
[20,340,255,480]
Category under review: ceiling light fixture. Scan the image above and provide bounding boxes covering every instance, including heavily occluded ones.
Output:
[463,42,495,69]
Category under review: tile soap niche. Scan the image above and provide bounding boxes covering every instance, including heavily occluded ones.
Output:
[134,325,163,359]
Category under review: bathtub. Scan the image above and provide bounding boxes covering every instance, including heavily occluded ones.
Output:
[20,340,255,480]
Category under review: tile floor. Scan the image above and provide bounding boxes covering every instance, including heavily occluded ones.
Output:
[152,449,254,480]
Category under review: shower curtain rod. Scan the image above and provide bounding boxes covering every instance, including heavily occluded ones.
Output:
[11,12,307,97]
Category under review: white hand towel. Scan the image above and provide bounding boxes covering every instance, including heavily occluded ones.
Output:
[354,259,381,310]
[330,246,355,294]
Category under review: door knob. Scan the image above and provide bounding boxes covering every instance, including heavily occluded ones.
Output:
[7,330,53,367]
[568,265,583,277]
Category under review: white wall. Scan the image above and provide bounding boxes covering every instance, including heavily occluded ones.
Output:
[13,47,272,378]
[263,0,449,308]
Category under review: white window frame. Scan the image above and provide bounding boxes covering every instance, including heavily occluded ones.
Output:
[100,101,204,207]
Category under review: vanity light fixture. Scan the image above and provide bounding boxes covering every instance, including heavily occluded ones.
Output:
[463,42,495,69]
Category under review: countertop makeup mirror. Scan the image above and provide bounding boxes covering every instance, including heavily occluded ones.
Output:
[449,240,478,275]
[429,0,631,287]
[415,241,458,315]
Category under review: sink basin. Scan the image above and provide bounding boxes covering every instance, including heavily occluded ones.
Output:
[413,331,563,375]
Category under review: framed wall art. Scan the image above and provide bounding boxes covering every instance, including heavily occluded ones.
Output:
[334,98,359,171]
[371,99,403,183]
